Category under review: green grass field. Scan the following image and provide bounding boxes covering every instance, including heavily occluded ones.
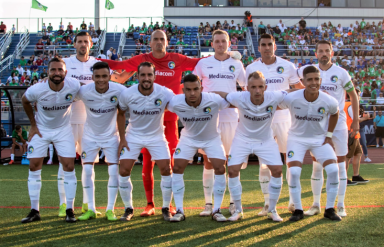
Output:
[0,163,383,247]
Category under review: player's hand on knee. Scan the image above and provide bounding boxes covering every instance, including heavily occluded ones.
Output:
[322,137,335,150]
[28,126,42,141]
[118,139,130,156]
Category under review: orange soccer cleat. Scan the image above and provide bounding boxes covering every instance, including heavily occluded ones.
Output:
[8,160,14,165]
[169,204,176,216]
[140,203,155,217]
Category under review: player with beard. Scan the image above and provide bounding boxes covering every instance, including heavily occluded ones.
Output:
[21,58,80,223]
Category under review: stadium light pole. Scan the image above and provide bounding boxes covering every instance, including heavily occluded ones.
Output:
[95,0,100,30]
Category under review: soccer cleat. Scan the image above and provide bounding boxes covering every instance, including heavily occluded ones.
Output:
[352,175,370,184]
[288,203,295,213]
[21,209,41,223]
[120,208,134,221]
[78,210,96,221]
[47,160,53,165]
[96,210,102,216]
[337,206,347,217]
[65,209,77,223]
[257,205,269,216]
[105,210,118,221]
[267,210,283,222]
[304,205,321,216]
[169,204,176,216]
[289,209,304,222]
[170,210,186,222]
[347,179,358,186]
[364,157,372,162]
[376,144,379,148]
[324,208,342,221]
[58,203,67,217]
[162,207,172,221]
[8,160,14,165]
[140,203,155,217]
[228,210,243,221]
[199,203,212,216]
[212,209,227,222]
[229,203,236,215]
[82,203,88,214]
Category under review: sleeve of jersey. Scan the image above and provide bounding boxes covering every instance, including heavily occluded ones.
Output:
[118,90,129,111]
[237,65,247,87]
[192,60,203,78]
[278,94,290,110]
[167,97,176,113]
[179,54,204,71]
[296,66,304,79]
[342,70,354,93]
[24,84,39,103]
[347,106,353,120]
[276,91,288,104]
[289,63,301,84]
[329,97,339,115]
[245,66,251,86]
[226,92,240,107]
[98,56,140,71]
[165,88,176,104]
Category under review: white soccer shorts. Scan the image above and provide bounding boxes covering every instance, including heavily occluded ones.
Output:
[286,136,337,165]
[332,129,348,157]
[27,125,76,158]
[81,134,119,164]
[120,137,170,161]
[271,120,291,153]
[174,135,226,161]
[71,123,84,154]
[228,136,283,167]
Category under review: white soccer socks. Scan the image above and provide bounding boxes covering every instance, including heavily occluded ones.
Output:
[228,176,242,212]
[83,165,96,212]
[259,164,271,206]
[202,168,214,204]
[58,163,66,205]
[28,170,42,211]
[119,175,133,209]
[161,175,172,208]
[337,161,347,208]
[269,176,283,212]
[311,161,324,207]
[288,167,303,211]
[213,174,226,212]
[324,163,339,209]
[107,165,119,211]
[64,170,77,210]
[172,173,185,214]
[285,164,293,205]
[11,153,15,161]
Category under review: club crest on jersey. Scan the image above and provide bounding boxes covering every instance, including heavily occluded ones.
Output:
[277,66,284,74]
[168,61,175,69]
[89,66,93,72]
[110,96,117,103]
[28,146,34,154]
[65,94,73,101]
[266,105,273,112]
[120,149,125,156]
[81,151,86,159]
[331,75,338,83]
[203,107,211,114]
[229,65,235,72]
[175,148,181,155]
[228,155,232,161]
[318,107,325,114]
[155,99,162,106]
[288,151,294,158]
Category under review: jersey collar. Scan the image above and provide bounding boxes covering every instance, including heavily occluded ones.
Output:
[260,56,277,65]
[318,63,333,72]
[75,55,91,63]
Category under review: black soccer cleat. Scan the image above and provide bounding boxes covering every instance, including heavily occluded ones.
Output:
[21,209,41,223]
[120,207,134,221]
[162,207,172,221]
[347,179,358,186]
[324,208,342,221]
[65,209,77,223]
[289,209,304,222]
[352,175,370,184]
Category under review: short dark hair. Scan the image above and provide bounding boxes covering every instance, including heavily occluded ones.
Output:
[303,66,320,78]
[183,74,201,86]
[92,62,110,72]
[315,40,333,51]
[258,33,275,44]
[48,57,66,70]
[74,31,92,43]
[15,125,21,131]
[138,61,155,74]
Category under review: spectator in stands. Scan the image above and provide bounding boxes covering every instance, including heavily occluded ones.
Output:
[176,38,185,54]
[279,23,287,32]
[258,21,266,35]
[229,20,236,28]
[47,23,53,32]
[7,72,18,84]
[299,17,306,30]
[31,75,38,85]
[16,65,24,76]
[8,125,28,164]
[35,56,43,66]
[110,49,118,61]
[24,66,31,77]
[223,20,229,30]
[0,21,7,34]
[18,57,26,67]
[107,47,113,59]
[98,50,107,59]
[230,34,238,51]
[9,78,18,86]
[89,22,95,31]
[92,35,99,44]
[34,39,44,56]
[376,92,384,110]
[80,21,87,31]
[373,108,384,147]
[59,22,64,31]
[42,23,47,32]
[96,27,102,36]
[31,67,39,80]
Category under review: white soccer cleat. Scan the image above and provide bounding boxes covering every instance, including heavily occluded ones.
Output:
[337,206,347,217]
[212,209,227,222]
[257,205,269,216]
[229,203,236,215]
[267,210,283,222]
[288,203,295,213]
[170,210,186,222]
[47,160,53,165]
[228,210,243,221]
[364,157,372,162]
[199,204,212,217]
[304,206,321,216]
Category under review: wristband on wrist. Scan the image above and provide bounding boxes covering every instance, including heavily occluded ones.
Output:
[326,132,333,138]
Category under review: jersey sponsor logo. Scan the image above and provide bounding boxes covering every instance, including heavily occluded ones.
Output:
[294,107,301,109]
[42,104,71,111]
[155,99,162,106]
[81,151,86,159]
[288,151,294,158]
[229,65,235,72]
[110,96,117,103]
[320,85,337,91]
[266,105,273,112]
[277,66,284,74]
[266,77,284,84]
[168,61,176,69]
[90,107,115,113]
[204,107,211,114]
[330,75,338,83]
[133,109,161,115]
[175,148,181,155]
[65,94,73,101]
[318,107,325,114]
[155,70,175,77]
[70,74,92,81]
[182,115,213,122]
[208,73,235,80]
[294,115,324,122]
[28,146,34,154]
[70,68,77,69]
[244,114,272,121]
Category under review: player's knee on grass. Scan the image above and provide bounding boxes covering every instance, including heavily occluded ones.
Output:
[29,158,44,171]
[211,158,226,175]
[268,165,283,178]
[119,159,135,176]
[228,165,241,178]
[60,157,75,171]
[173,159,189,174]
[156,159,172,176]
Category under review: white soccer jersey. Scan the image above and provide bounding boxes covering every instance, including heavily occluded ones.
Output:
[193,56,246,123]
[167,92,229,141]
[76,81,126,139]
[24,77,80,130]
[226,91,287,142]
[297,64,354,130]
[245,56,300,123]
[118,83,175,141]
[279,89,339,139]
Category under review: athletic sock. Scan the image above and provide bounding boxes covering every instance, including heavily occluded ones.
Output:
[11,153,14,161]
[202,168,214,204]
[142,152,155,204]
[311,161,324,207]
[269,176,283,212]
[213,174,226,212]
[228,176,242,212]
[172,173,185,214]
[48,144,53,161]
[337,161,347,208]
[64,170,77,210]
[28,169,42,211]
[259,164,271,206]
[58,163,66,205]
[288,167,303,211]
[286,164,293,205]
[81,165,88,204]
[324,163,339,210]
[119,175,133,209]
[83,165,95,212]
[161,175,172,208]
[107,165,119,211]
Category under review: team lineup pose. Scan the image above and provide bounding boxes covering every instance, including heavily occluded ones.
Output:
[193,30,246,216]
[297,40,359,217]
[281,65,342,221]
[21,58,80,223]
[245,34,305,215]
